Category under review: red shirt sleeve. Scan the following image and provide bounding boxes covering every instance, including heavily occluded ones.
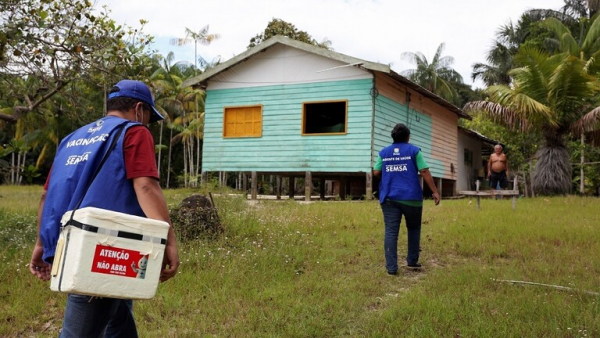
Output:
[44,166,52,190]
[123,126,159,180]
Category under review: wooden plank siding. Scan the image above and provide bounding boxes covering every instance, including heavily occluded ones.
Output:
[202,78,375,173]
[373,74,459,180]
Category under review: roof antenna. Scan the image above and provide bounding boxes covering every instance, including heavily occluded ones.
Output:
[316,62,363,73]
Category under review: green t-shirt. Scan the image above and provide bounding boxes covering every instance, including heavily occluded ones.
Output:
[374,151,428,207]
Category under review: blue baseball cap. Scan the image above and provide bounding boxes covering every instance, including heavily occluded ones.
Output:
[108,80,164,123]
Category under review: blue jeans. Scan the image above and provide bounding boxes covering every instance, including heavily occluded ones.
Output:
[381,200,422,273]
[60,294,138,337]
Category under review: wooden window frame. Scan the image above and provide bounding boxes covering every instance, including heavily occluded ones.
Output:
[301,100,348,136]
[223,105,263,138]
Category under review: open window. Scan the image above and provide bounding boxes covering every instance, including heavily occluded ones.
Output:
[302,100,347,135]
[223,105,262,138]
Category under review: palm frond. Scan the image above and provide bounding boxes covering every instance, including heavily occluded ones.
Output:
[400,51,427,67]
[540,17,572,42]
[560,33,580,55]
[548,55,598,116]
[582,14,600,51]
[524,9,575,24]
[170,38,191,46]
[170,133,183,145]
[431,43,446,66]
[570,105,600,134]
[463,100,530,132]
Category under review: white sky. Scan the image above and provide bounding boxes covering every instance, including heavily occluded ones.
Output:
[96,0,566,88]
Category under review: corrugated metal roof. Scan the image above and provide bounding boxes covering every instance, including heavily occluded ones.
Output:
[458,126,498,145]
[182,35,470,120]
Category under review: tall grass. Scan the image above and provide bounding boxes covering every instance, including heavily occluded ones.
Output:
[1,186,599,337]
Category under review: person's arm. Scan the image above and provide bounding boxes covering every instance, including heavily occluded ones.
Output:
[133,176,179,282]
[487,156,492,178]
[30,189,51,281]
[506,157,510,177]
[373,155,382,177]
[420,168,440,205]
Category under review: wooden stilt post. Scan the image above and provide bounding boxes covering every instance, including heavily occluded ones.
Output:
[251,171,258,200]
[276,176,282,200]
[366,172,373,200]
[242,173,248,198]
[288,176,295,199]
[476,179,481,210]
[512,176,518,211]
[201,171,208,187]
[320,177,326,200]
[305,171,312,201]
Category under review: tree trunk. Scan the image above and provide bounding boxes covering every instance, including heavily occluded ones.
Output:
[196,113,201,179]
[589,0,600,17]
[580,134,585,194]
[157,121,163,178]
[18,152,25,185]
[529,159,535,198]
[167,128,173,189]
[10,152,15,185]
[532,145,572,195]
[188,137,195,187]
[183,138,188,188]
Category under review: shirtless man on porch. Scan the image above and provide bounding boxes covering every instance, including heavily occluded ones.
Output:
[488,144,509,189]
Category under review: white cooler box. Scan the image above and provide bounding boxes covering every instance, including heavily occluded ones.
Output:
[50,207,170,299]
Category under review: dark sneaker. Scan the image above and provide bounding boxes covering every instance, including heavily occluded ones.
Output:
[387,270,398,275]
[406,263,422,270]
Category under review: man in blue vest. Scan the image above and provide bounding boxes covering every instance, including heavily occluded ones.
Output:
[373,123,440,275]
[29,80,179,337]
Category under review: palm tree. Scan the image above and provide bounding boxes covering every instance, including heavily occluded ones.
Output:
[401,42,463,104]
[472,4,585,87]
[560,0,600,18]
[464,45,600,195]
[168,89,205,187]
[539,15,600,66]
[150,51,207,188]
[170,25,220,76]
[472,21,526,86]
[539,13,600,193]
[170,26,218,186]
[150,52,190,187]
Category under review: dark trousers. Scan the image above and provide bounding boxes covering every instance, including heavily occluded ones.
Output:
[381,200,422,273]
[60,294,138,337]
[489,170,508,189]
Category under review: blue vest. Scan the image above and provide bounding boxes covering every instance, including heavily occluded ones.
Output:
[378,143,423,203]
[40,116,145,263]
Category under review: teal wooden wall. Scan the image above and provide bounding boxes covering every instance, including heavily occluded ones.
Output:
[372,95,444,177]
[202,78,374,173]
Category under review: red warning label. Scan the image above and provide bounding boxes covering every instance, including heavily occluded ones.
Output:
[91,244,149,279]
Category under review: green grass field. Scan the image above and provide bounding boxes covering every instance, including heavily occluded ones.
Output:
[1,185,599,337]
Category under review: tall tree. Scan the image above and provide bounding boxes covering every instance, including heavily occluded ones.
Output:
[170,26,218,186]
[248,18,332,50]
[560,0,600,18]
[472,21,525,87]
[400,42,463,105]
[150,52,206,188]
[472,2,585,87]
[464,45,600,195]
[0,0,153,124]
[170,25,220,76]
